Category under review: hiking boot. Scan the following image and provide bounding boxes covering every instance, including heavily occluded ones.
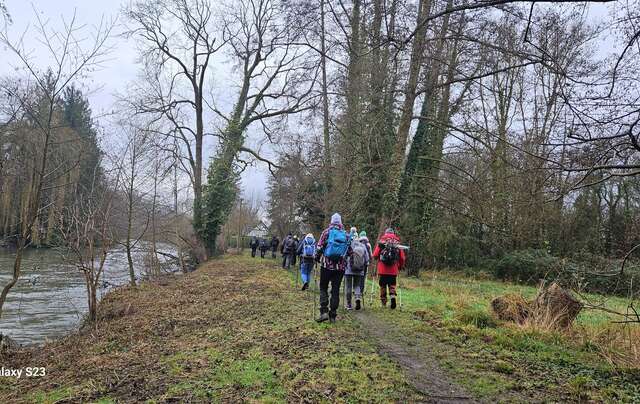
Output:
[316,312,330,323]
[390,297,397,309]
[345,303,353,311]
[329,316,336,324]
[302,282,309,291]
[355,299,361,311]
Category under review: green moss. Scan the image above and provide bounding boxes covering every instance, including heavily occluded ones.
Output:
[30,386,76,404]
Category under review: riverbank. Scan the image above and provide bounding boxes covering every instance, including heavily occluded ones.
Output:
[0,255,425,403]
[1,255,639,402]
[0,243,180,345]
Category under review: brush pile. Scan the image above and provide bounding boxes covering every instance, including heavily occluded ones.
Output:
[491,282,583,330]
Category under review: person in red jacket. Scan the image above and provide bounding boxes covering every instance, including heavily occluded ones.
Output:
[372,228,406,309]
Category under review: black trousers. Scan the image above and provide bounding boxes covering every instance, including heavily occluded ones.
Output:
[251,247,257,257]
[282,253,292,269]
[319,267,344,318]
[260,249,267,258]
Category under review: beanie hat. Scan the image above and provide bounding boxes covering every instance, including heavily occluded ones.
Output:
[330,213,342,225]
[359,231,367,238]
[350,226,357,235]
[385,227,395,234]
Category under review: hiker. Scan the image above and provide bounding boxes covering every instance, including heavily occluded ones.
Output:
[344,227,369,310]
[291,235,300,267]
[315,213,351,323]
[358,231,373,295]
[281,233,296,269]
[259,238,269,258]
[297,233,316,290]
[270,235,280,259]
[249,236,259,258]
[372,228,406,309]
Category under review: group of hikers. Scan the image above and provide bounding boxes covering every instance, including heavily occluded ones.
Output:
[249,212,406,323]
[249,234,282,259]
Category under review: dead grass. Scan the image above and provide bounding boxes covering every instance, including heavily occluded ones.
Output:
[0,255,423,403]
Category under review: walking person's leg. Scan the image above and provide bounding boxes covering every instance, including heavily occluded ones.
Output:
[354,275,362,310]
[389,275,398,309]
[328,270,344,322]
[317,267,330,322]
[379,275,388,306]
[344,275,353,310]
[300,262,310,290]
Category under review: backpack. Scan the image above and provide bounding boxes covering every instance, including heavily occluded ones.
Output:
[350,239,367,272]
[324,228,349,262]
[380,241,400,265]
[284,237,295,253]
[302,237,316,259]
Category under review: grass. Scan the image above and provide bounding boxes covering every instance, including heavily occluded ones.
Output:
[0,254,423,403]
[362,269,640,402]
[4,252,640,402]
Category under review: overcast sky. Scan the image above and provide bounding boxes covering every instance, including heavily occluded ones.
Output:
[0,0,617,211]
[0,0,270,204]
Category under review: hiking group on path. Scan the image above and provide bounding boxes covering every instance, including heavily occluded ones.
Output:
[249,212,407,324]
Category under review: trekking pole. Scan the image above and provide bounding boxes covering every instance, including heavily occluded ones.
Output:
[312,263,319,321]
[397,272,403,311]
[369,269,376,308]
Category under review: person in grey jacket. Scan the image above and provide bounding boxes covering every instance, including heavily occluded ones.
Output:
[344,227,370,310]
[357,231,373,296]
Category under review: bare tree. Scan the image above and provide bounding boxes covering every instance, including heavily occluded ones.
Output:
[59,161,123,322]
[198,0,318,254]
[0,11,113,320]
[124,0,224,231]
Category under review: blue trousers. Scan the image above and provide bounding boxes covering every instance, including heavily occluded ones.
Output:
[300,260,314,284]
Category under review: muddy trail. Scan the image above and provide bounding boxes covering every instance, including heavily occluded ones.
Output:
[352,309,475,403]
[1,255,446,403]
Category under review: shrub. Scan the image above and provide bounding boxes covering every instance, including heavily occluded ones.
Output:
[489,249,640,297]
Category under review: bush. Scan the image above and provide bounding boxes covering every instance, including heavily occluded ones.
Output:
[491,249,565,283]
[488,249,640,297]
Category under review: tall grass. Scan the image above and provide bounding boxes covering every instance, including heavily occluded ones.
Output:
[380,270,640,369]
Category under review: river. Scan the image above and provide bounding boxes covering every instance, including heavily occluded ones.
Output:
[0,244,179,346]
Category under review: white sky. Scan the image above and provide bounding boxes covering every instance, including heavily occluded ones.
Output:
[0,0,269,203]
[0,1,620,209]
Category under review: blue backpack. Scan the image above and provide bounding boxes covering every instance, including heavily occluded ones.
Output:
[302,237,316,259]
[324,228,349,262]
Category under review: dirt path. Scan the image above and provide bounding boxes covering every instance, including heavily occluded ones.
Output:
[353,309,477,403]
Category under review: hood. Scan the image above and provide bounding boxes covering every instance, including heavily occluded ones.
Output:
[380,232,400,243]
[330,213,342,226]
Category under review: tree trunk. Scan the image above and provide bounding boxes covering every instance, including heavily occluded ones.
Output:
[380,0,433,233]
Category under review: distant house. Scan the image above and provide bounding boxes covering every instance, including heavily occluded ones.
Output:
[248,221,269,238]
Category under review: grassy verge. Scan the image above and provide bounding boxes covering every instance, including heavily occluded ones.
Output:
[365,270,640,402]
[0,255,423,403]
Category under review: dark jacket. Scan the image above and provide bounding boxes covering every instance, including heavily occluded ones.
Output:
[249,237,259,248]
[281,235,296,254]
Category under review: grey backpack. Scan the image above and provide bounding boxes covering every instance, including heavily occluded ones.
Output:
[350,239,367,272]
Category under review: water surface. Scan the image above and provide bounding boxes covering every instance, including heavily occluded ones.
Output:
[0,244,177,345]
